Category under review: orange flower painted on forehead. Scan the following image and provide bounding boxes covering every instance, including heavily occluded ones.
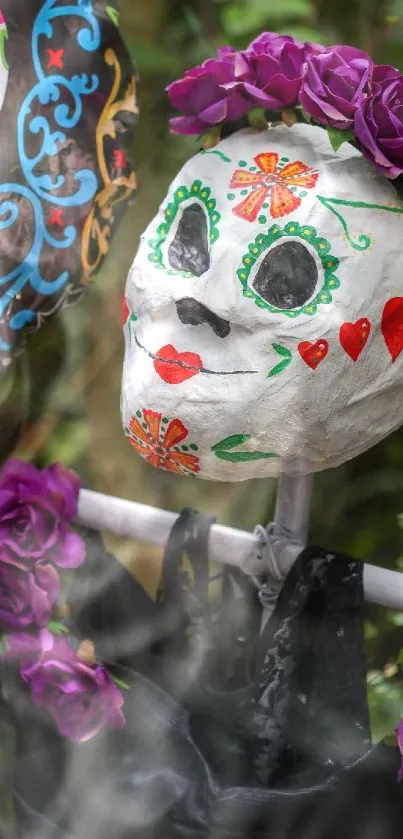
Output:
[229,152,318,221]
[125,409,200,476]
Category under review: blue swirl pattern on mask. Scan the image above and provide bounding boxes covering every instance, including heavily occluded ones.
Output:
[0,0,100,352]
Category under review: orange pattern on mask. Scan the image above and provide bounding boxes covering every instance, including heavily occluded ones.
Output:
[229,152,318,221]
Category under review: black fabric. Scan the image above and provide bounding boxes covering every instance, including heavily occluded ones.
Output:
[3,516,402,838]
[252,547,371,789]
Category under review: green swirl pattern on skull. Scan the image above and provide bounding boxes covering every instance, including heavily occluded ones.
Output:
[237,221,340,317]
[148,180,220,276]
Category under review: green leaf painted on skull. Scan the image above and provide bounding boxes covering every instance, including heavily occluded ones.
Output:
[200,149,231,163]
[128,313,137,345]
[212,434,250,451]
[318,194,403,252]
[268,343,293,377]
[326,126,355,152]
[212,434,279,463]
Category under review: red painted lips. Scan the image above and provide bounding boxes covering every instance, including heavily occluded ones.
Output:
[154,344,203,384]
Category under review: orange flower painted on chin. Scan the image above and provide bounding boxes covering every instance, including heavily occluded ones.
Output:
[125,409,200,476]
[229,152,318,221]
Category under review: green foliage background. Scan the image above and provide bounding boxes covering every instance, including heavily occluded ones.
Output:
[8,0,403,741]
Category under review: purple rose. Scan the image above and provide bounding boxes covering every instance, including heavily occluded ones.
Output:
[355,65,403,178]
[304,41,326,58]
[0,459,85,568]
[167,50,250,135]
[300,45,373,130]
[246,32,325,62]
[0,556,59,630]
[17,630,125,742]
[246,31,304,54]
[238,32,308,111]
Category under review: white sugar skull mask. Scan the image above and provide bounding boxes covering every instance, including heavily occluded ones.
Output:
[122,123,403,481]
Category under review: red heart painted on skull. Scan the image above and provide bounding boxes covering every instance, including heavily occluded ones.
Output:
[154,344,203,384]
[298,339,328,370]
[382,298,403,362]
[339,318,371,361]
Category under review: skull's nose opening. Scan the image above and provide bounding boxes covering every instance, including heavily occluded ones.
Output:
[176,298,231,338]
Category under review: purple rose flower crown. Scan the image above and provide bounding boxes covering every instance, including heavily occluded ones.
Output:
[167,32,403,184]
[0,459,126,743]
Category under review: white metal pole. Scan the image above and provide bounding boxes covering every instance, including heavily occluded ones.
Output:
[273,473,314,546]
[76,488,403,611]
[259,474,313,626]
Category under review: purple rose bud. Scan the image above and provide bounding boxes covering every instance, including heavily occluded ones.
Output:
[247,32,325,59]
[44,462,81,522]
[18,632,125,742]
[246,31,304,55]
[0,459,85,569]
[355,64,403,179]
[240,34,307,111]
[0,557,59,630]
[167,51,250,135]
[300,45,373,130]
[304,41,326,58]
[4,627,55,659]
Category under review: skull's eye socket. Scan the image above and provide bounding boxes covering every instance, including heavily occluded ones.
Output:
[252,241,318,310]
[168,203,210,277]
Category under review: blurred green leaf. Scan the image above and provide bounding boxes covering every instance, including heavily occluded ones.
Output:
[392,612,403,626]
[110,674,130,690]
[125,40,183,75]
[364,621,379,641]
[248,106,268,129]
[48,620,69,636]
[277,26,329,43]
[222,0,312,36]
[44,420,90,467]
[368,677,403,742]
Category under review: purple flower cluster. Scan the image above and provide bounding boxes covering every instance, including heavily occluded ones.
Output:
[0,459,125,742]
[167,31,403,179]
[7,630,125,742]
[167,33,316,135]
[0,460,84,629]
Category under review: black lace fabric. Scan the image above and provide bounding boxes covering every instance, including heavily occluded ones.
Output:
[6,513,403,839]
[253,548,371,790]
